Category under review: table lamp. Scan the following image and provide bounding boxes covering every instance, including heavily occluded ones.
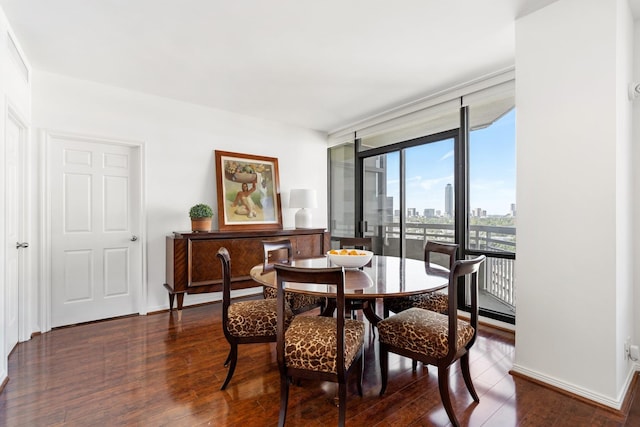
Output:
[289,189,317,228]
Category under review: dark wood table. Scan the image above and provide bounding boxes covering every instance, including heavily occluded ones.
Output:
[249,255,449,325]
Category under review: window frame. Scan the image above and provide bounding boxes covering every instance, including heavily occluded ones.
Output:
[329,105,516,324]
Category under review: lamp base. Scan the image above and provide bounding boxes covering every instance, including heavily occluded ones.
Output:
[294,208,312,228]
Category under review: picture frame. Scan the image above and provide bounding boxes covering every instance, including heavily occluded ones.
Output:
[215,150,283,231]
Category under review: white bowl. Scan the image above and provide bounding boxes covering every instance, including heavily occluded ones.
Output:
[327,250,373,268]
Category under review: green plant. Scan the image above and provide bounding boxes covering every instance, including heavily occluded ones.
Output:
[189,204,213,219]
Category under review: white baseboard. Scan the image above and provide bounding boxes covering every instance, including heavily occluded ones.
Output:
[510,362,639,410]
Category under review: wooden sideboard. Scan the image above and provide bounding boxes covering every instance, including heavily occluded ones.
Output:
[164,228,330,311]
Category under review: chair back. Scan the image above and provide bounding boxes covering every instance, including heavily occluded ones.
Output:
[262,239,293,271]
[446,255,486,359]
[424,240,458,269]
[273,264,347,375]
[217,247,232,336]
[338,237,373,252]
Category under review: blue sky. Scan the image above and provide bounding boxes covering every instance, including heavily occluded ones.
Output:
[385,109,516,216]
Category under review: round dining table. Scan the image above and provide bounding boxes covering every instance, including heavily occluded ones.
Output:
[249,254,450,325]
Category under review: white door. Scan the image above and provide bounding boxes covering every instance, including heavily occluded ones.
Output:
[49,136,142,327]
[5,109,26,354]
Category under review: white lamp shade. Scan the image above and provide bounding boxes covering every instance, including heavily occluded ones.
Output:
[289,189,317,208]
[290,189,317,228]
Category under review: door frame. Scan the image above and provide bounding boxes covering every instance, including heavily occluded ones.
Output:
[39,130,147,333]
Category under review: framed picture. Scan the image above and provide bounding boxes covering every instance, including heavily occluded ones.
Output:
[215,150,283,231]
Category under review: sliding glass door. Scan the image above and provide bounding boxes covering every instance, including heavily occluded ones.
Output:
[361,152,399,256]
[360,132,456,260]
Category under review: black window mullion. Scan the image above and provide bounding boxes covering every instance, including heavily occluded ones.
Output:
[456,105,469,311]
[399,149,406,258]
[455,105,469,258]
[354,138,363,237]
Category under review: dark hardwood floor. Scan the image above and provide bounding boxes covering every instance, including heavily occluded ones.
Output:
[1,297,638,426]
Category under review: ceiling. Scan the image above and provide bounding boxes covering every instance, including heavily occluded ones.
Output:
[1,0,636,133]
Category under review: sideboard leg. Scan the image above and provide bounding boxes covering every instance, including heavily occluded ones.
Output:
[164,283,176,311]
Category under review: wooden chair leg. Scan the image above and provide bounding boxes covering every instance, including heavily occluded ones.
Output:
[356,353,363,397]
[278,375,289,427]
[223,348,232,367]
[338,382,347,427]
[461,353,479,402]
[220,344,237,390]
[379,345,388,396]
[437,365,459,427]
[412,359,418,371]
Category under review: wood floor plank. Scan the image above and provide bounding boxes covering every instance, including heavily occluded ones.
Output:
[0,299,637,426]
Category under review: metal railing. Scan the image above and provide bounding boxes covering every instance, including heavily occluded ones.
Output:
[379,222,516,310]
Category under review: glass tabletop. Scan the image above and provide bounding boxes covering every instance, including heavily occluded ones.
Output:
[250,255,449,299]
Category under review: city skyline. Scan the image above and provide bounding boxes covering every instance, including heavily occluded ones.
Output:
[387,109,515,216]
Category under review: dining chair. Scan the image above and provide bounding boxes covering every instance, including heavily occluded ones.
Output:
[337,237,373,252]
[377,254,486,427]
[262,239,326,314]
[337,237,373,320]
[274,263,365,427]
[383,240,458,318]
[216,247,292,390]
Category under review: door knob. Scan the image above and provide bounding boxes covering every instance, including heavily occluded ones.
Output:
[16,242,29,249]
[130,235,138,242]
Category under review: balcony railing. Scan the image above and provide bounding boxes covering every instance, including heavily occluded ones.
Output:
[378,222,516,312]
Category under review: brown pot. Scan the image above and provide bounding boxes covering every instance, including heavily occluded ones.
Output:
[191,217,212,232]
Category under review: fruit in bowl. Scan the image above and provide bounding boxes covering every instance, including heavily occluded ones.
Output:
[327,249,373,268]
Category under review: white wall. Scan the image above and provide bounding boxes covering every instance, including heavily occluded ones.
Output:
[31,71,328,323]
[514,0,636,408]
[615,0,636,399]
[633,7,640,372]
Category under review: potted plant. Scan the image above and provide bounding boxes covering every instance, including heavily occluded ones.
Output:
[189,203,213,232]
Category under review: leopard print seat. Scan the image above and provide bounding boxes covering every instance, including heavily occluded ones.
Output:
[377,307,474,359]
[284,316,365,373]
[227,298,292,338]
[384,290,449,315]
[263,286,325,313]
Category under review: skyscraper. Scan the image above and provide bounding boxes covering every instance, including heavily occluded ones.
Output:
[445,183,453,217]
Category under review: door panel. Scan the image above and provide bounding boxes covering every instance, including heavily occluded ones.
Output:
[104,248,129,296]
[50,136,141,327]
[104,176,129,230]
[362,152,399,256]
[64,173,91,231]
[63,250,92,301]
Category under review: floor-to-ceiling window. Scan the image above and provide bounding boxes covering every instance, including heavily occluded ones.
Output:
[329,79,515,323]
[467,107,516,321]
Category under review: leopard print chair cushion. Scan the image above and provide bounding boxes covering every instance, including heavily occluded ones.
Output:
[263,286,325,313]
[227,298,292,338]
[385,291,449,315]
[263,286,277,300]
[284,316,365,373]
[377,307,474,359]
